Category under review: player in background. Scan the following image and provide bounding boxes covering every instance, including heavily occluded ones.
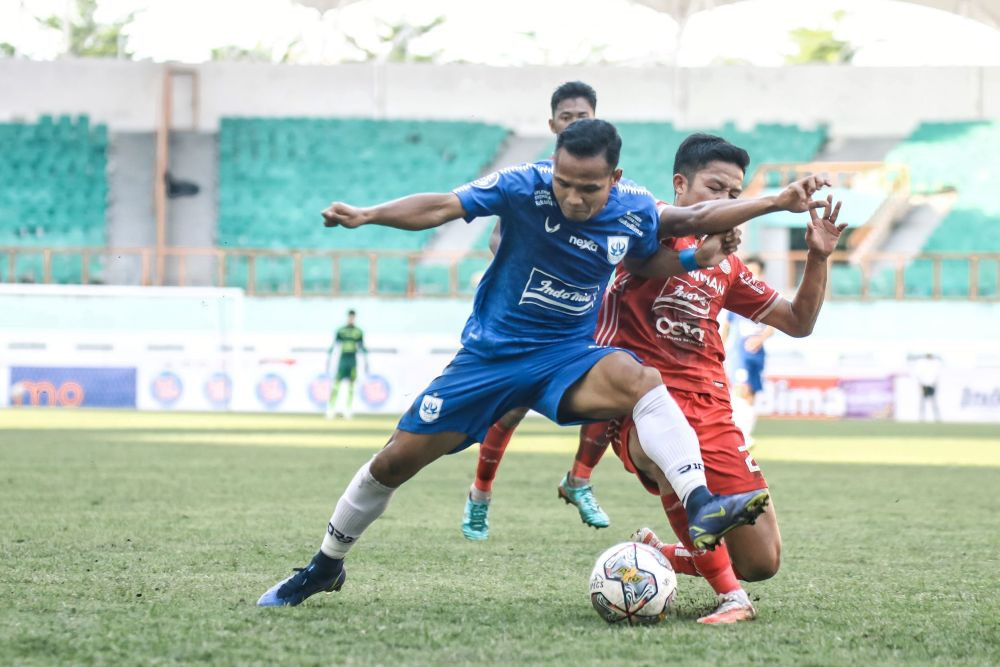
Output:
[721,256,773,446]
[911,352,942,421]
[587,133,845,623]
[325,309,368,419]
[464,80,614,540]
[258,119,831,607]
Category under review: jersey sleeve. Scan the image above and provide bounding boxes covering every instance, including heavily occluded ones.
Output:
[452,164,535,222]
[724,256,782,322]
[624,195,662,260]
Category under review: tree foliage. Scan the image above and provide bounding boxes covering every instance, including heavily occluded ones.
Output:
[343,16,446,63]
[786,12,854,65]
[39,0,135,59]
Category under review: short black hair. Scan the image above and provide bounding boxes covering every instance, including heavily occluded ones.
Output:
[555,118,622,171]
[673,133,750,181]
[743,255,765,270]
[550,81,597,116]
[347,309,356,316]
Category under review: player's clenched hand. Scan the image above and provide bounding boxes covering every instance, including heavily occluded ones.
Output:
[322,202,368,229]
[775,174,832,213]
[805,195,847,258]
[695,228,741,268]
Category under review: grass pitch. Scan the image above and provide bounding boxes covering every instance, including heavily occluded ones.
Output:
[2,411,999,665]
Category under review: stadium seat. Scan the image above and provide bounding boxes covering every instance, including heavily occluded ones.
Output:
[217,117,509,292]
[869,122,1000,298]
[0,115,109,283]
[470,121,829,251]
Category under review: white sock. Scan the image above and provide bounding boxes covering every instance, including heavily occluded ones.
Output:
[731,395,755,442]
[469,485,491,503]
[632,385,708,505]
[320,460,395,559]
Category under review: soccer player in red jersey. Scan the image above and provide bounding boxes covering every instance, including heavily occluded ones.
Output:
[593,133,845,623]
[462,81,614,539]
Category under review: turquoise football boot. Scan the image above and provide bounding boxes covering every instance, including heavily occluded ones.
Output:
[462,494,490,541]
[557,473,610,529]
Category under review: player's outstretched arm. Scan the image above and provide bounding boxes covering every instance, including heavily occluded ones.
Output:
[659,175,832,238]
[625,229,741,279]
[322,193,467,231]
[762,196,846,337]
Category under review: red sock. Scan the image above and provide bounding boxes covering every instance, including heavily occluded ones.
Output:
[661,495,742,595]
[570,421,610,480]
[473,421,517,493]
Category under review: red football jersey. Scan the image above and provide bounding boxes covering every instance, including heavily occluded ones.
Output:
[594,235,780,400]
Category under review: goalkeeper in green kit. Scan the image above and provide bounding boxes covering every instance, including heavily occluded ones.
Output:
[326,309,368,419]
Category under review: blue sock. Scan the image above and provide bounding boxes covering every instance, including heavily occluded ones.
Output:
[309,550,343,578]
[684,486,712,516]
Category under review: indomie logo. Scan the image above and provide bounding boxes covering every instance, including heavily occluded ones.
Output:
[519,267,599,316]
[9,380,84,407]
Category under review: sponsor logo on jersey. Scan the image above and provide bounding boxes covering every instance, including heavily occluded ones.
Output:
[419,394,443,422]
[471,172,500,189]
[534,189,554,207]
[739,271,766,295]
[654,315,707,346]
[569,235,598,252]
[719,258,732,275]
[519,268,600,316]
[607,235,629,264]
[616,211,645,237]
[653,277,715,318]
[544,216,561,233]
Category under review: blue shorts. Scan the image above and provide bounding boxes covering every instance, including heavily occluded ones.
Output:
[737,354,766,394]
[397,341,636,451]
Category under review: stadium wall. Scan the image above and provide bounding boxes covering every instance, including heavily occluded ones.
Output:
[1,287,997,422]
[2,59,999,136]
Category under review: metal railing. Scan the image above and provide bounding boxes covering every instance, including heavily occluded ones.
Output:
[774,250,1000,301]
[1,245,998,300]
[0,246,494,298]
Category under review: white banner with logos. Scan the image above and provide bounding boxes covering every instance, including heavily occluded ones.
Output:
[4,329,1000,423]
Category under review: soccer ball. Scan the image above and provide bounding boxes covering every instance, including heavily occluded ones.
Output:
[589,542,677,625]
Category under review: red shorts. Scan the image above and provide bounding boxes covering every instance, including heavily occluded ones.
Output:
[608,388,766,499]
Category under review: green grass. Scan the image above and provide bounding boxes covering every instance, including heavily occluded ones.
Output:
[2,412,999,665]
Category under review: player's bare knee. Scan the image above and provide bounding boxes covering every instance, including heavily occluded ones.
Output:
[368,449,406,487]
[736,546,781,582]
[626,364,662,406]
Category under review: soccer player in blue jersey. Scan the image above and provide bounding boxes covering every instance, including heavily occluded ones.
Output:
[257,119,830,607]
[467,80,614,538]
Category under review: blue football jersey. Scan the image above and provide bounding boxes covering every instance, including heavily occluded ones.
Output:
[454,161,660,355]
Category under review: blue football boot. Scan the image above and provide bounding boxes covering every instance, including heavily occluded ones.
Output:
[462,494,490,541]
[257,552,346,607]
[687,489,770,551]
[557,474,610,529]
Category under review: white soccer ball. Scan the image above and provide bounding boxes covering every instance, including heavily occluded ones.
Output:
[589,541,677,625]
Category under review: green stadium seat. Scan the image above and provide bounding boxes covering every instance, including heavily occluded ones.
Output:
[0,115,108,284]
[217,117,508,292]
[881,122,1000,297]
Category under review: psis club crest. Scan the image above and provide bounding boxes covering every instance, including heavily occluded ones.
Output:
[418,394,443,423]
[607,236,629,265]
